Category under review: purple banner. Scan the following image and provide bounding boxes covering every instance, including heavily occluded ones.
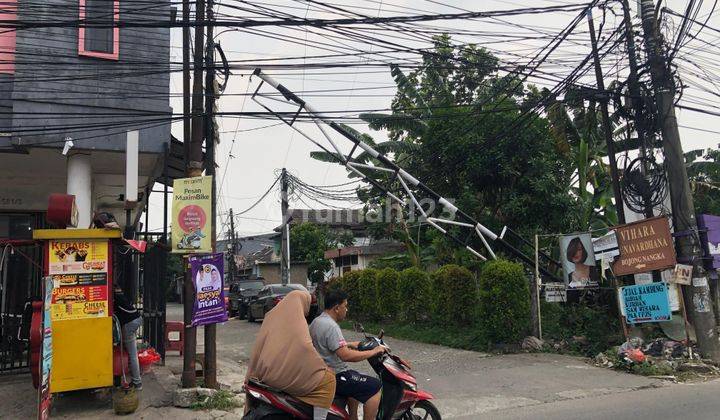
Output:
[699,214,720,270]
[190,253,228,327]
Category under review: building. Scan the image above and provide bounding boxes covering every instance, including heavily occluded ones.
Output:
[0,0,173,372]
[324,240,406,277]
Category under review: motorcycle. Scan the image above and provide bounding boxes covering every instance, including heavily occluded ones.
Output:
[243,325,441,420]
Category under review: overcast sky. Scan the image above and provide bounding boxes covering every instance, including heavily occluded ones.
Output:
[147,0,720,239]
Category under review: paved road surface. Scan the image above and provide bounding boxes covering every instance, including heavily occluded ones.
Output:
[166,303,720,419]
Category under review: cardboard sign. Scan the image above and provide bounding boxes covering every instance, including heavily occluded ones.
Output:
[671,264,693,285]
[544,283,567,303]
[612,216,677,276]
[172,176,213,253]
[621,283,672,324]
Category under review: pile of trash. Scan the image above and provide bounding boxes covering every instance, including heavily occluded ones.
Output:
[594,337,720,381]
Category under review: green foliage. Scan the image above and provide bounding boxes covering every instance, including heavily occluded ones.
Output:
[289,223,354,283]
[375,268,400,319]
[338,271,361,312]
[398,267,432,323]
[191,390,240,411]
[541,301,623,356]
[478,260,530,343]
[357,269,380,321]
[368,253,414,271]
[686,147,720,215]
[431,264,478,326]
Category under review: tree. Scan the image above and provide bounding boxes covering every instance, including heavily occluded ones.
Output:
[686,146,720,215]
[289,223,354,283]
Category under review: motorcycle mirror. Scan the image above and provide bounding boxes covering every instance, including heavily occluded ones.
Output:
[353,322,365,333]
[378,329,384,340]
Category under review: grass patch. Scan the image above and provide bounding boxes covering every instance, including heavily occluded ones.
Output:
[340,320,491,353]
[191,390,240,411]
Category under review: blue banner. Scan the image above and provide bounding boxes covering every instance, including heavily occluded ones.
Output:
[621,282,672,324]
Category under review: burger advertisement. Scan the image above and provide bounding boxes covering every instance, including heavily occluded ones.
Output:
[48,239,109,321]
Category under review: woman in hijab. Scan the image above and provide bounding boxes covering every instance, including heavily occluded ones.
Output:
[246,290,336,420]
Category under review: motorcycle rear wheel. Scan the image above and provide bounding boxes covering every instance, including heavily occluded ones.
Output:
[406,400,441,420]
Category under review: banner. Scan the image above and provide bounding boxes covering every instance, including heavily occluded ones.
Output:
[190,253,228,327]
[559,233,599,290]
[38,276,53,420]
[48,239,109,321]
[621,282,672,324]
[612,216,676,276]
[172,176,213,253]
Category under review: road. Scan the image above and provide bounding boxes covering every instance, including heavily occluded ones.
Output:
[166,303,720,419]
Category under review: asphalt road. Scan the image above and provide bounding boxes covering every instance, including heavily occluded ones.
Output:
[166,303,720,419]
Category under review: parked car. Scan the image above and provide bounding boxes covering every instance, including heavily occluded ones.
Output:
[228,279,265,319]
[247,284,311,322]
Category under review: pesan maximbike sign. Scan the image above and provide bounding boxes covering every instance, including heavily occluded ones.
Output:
[612,216,677,276]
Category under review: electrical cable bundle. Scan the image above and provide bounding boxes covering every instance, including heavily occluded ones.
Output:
[621,156,668,214]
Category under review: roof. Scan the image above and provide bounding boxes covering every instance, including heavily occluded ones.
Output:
[324,241,406,259]
[217,232,279,258]
[275,208,365,231]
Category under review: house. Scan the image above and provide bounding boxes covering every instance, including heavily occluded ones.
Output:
[324,240,406,277]
[0,0,173,372]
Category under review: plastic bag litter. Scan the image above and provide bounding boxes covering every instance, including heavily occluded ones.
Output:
[625,348,646,363]
[618,337,644,357]
[138,347,161,373]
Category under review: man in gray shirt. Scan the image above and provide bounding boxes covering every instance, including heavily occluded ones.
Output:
[310,290,385,420]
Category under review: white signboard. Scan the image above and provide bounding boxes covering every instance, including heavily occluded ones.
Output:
[592,231,619,261]
[544,283,567,303]
[672,264,693,285]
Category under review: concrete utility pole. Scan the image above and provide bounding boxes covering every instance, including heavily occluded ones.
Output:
[182,0,205,389]
[203,0,218,389]
[639,0,720,360]
[228,208,239,281]
[621,0,654,219]
[280,168,290,285]
[587,10,626,225]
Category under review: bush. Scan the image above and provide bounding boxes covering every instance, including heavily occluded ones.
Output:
[338,271,362,311]
[431,264,478,326]
[541,301,623,356]
[398,267,432,323]
[478,260,530,343]
[375,268,400,319]
[357,268,379,321]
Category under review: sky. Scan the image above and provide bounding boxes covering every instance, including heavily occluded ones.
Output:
[146,0,720,239]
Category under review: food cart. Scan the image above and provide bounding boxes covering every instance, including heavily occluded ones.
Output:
[31,228,118,393]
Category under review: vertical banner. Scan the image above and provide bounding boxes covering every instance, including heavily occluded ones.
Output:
[172,176,213,253]
[559,233,599,289]
[38,276,53,420]
[190,253,228,327]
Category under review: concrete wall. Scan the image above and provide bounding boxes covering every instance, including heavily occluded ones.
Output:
[259,263,309,286]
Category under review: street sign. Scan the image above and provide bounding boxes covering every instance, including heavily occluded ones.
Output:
[621,283,672,324]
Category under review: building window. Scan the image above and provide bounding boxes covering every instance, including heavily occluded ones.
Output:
[333,254,358,273]
[0,0,16,74]
[79,0,119,60]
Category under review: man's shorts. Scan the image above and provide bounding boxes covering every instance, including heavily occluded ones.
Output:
[335,370,381,403]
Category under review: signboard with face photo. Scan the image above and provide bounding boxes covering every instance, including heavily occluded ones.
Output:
[560,233,599,290]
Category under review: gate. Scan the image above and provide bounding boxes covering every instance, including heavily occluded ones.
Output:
[0,243,42,373]
[140,244,167,359]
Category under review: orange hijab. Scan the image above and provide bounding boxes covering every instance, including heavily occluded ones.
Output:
[246,290,328,396]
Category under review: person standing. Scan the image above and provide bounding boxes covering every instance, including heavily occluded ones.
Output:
[113,286,143,390]
[310,290,386,420]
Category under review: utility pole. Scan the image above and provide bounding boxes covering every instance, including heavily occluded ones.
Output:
[204,0,218,390]
[621,0,654,219]
[228,208,238,281]
[182,0,205,389]
[587,10,626,225]
[639,0,720,360]
[280,168,290,285]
